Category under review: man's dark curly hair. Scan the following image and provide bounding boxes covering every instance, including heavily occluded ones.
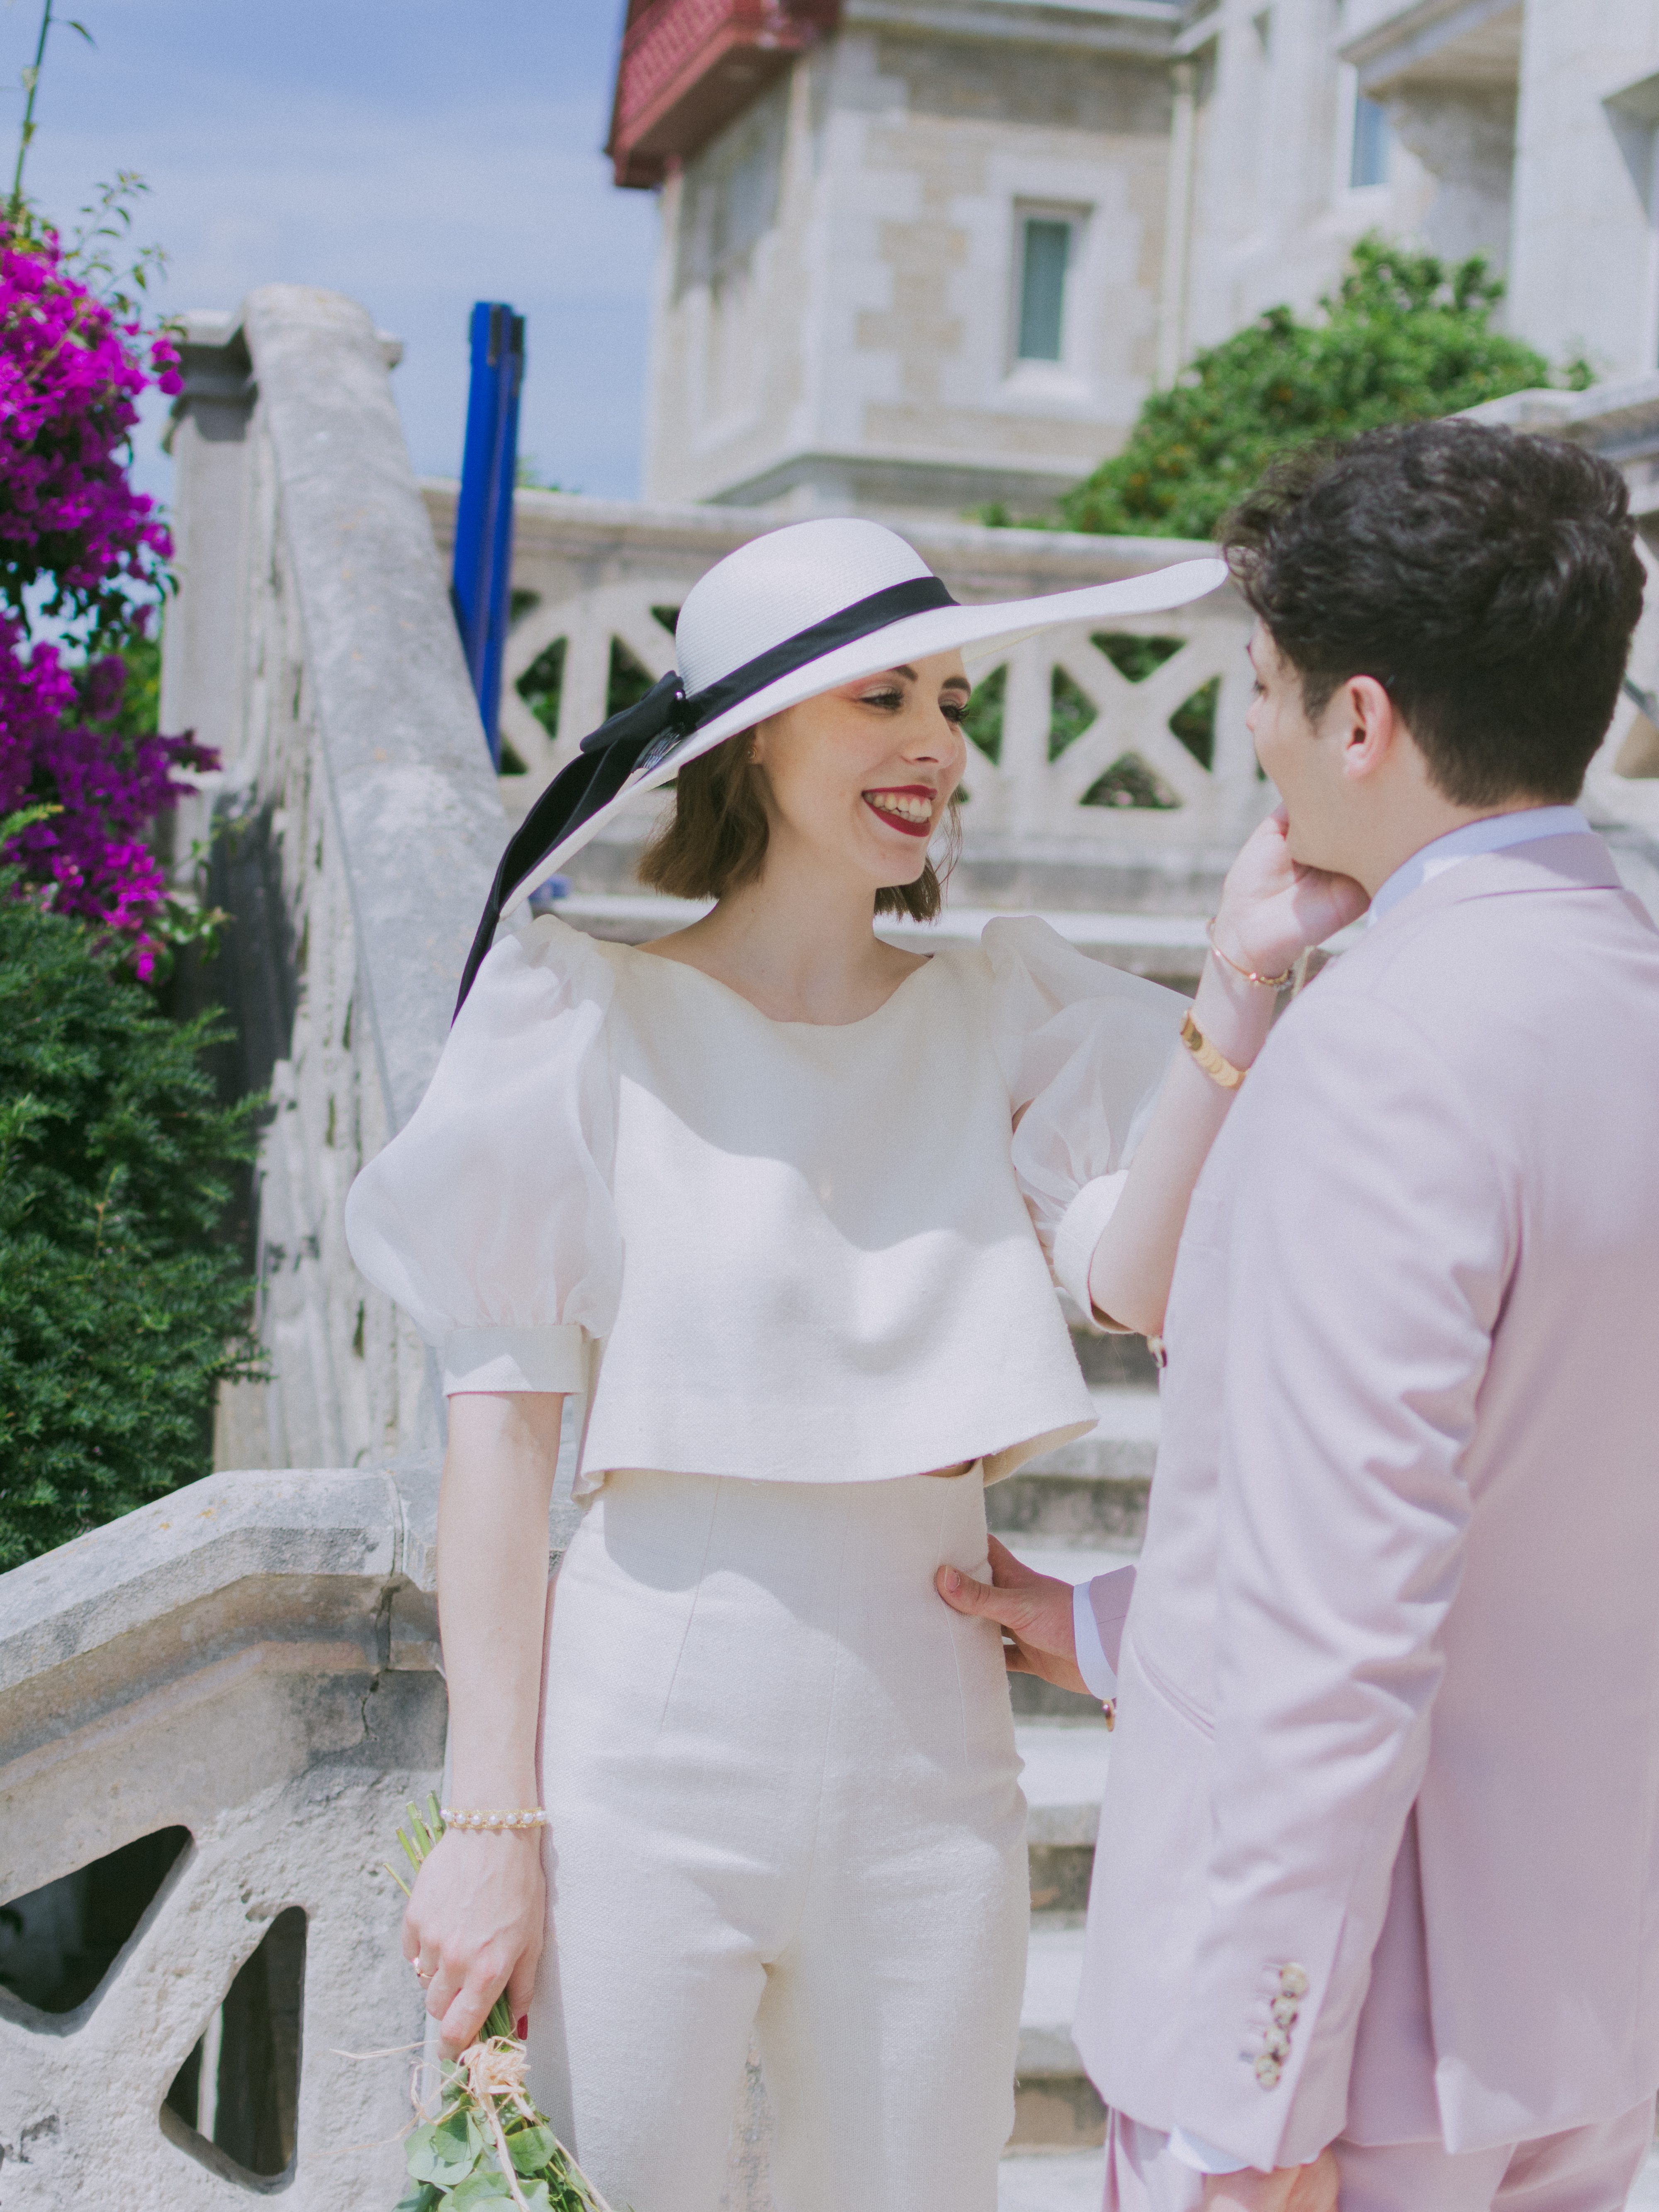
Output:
[1220,421,1646,806]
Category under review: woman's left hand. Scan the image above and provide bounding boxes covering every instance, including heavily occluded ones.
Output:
[1213,807,1368,980]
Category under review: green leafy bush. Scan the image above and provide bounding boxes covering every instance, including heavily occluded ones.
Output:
[1053,236,1590,542]
[0,847,263,1570]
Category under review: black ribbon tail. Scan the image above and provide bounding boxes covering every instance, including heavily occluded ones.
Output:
[453,676,689,1020]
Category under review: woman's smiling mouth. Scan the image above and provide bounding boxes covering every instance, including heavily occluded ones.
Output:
[862,786,935,838]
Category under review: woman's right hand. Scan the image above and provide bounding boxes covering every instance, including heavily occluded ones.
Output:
[403,1827,547,2054]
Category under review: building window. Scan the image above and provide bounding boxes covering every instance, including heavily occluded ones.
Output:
[1350,92,1391,189]
[1017,217,1072,363]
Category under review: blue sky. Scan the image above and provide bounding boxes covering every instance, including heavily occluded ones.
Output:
[7,0,658,505]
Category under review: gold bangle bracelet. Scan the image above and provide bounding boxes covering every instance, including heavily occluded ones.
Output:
[1180,1009,1246,1091]
[1206,920,1296,991]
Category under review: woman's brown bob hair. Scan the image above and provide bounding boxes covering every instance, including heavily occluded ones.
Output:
[637,732,961,921]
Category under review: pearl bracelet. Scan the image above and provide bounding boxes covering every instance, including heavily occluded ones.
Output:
[439,1806,549,1832]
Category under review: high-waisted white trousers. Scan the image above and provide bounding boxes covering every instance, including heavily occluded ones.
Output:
[525,1466,1029,2212]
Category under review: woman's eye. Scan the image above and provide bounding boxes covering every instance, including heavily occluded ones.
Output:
[940,701,967,725]
[860,689,904,711]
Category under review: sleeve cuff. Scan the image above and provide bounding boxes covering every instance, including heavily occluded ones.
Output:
[1168,2127,1250,2176]
[1051,1170,1130,1329]
[441,1324,589,1397]
[1087,1562,1136,1679]
[1073,1579,1119,1701]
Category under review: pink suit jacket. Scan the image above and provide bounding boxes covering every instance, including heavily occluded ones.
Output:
[1073,832,1659,2170]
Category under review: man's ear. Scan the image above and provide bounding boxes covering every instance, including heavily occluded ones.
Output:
[1335,675,1398,784]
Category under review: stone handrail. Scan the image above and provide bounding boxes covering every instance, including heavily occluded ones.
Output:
[0,1468,443,2205]
[163,286,506,1496]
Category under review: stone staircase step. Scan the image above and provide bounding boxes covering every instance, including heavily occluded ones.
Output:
[992,1389,1158,1555]
[547,887,1218,980]
[1020,1717,1112,1849]
[1016,1921,1106,2149]
[999,2148,1107,2210]
[1021,1922,1087,2073]
[1022,1712,1110,1915]
[1039,1386,1160,1470]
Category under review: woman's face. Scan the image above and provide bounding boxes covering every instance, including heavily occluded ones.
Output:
[748,650,971,892]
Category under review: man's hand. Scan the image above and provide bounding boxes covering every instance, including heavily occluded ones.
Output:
[1214,805,1368,980]
[935,1535,1088,1696]
[1201,2151,1339,2212]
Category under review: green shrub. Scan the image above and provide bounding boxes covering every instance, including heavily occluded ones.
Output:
[1053,236,1589,543]
[0,857,263,1570]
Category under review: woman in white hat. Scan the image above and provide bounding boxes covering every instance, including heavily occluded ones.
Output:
[345,519,1362,2211]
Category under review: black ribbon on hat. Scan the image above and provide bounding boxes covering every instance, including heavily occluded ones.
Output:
[454,574,958,1015]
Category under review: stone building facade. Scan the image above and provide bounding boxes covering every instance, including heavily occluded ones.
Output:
[608,0,1659,520]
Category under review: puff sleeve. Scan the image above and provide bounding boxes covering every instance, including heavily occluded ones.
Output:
[985,915,1185,1327]
[343,916,623,1395]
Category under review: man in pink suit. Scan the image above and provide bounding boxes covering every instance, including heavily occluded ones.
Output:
[941,421,1659,2211]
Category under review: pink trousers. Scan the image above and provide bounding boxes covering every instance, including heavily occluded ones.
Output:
[1103,2102,1655,2212]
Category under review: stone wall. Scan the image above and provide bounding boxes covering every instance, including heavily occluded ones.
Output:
[644,4,1178,518]
[632,0,1659,520]
[1507,1,1659,375]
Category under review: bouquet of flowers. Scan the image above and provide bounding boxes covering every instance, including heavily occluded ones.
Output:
[388,1798,616,2212]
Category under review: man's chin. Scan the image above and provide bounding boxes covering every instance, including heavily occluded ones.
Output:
[1282,817,1333,874]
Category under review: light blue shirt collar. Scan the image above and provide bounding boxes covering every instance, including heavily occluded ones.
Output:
[1368,806,1588,926]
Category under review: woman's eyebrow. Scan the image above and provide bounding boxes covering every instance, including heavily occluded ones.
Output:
[940,674,971,695]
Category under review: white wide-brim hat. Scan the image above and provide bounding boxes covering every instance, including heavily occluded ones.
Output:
[456,517,1228,1012]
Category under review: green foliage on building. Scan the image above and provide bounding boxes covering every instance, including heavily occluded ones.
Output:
[0,849,264,1571]
[1056,237,1589,543]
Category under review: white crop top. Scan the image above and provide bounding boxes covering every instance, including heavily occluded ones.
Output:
[344,913,1182,1493]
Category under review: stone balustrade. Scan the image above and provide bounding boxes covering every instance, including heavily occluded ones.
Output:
[426,480,1271,870]
[0,1469,444,2204]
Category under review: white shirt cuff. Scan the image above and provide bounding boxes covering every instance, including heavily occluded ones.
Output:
[1168,2127,1249,2176]
[1073,1579,1119,1702]
[1051,1170,1130,1328]
[441,1324,589,1397]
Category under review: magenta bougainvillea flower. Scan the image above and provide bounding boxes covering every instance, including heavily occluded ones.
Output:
[0,219,213,977]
